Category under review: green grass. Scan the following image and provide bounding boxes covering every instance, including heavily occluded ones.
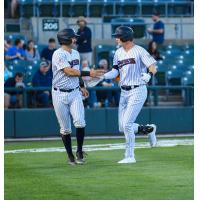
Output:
[4,139,194,200]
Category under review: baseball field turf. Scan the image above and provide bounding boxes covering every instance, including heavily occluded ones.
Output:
[4,138,193,200]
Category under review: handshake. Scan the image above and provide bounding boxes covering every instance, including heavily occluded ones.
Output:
[86,71,153,87]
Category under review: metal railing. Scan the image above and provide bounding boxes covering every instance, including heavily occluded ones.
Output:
[4,85,194,108]
[19,1,194,18]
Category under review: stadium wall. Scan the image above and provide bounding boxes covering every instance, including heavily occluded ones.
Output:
[4,107,194,138]
[30,17,194,44]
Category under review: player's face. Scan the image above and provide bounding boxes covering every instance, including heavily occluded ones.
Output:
[71,37,77,46]
[115,38,122,46]
[15,76,23,83]
[152,15,159,22]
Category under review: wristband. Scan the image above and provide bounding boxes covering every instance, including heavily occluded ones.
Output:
[80,71,90,77]
[148,72,153,77]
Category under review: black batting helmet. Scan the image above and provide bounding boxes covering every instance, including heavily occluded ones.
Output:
[57,28,79,45]
[112,26,134,42]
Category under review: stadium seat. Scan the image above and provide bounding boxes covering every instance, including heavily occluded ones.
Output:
[168,2,192,16]
[24,60,40,85]
[35,44,48,55]
[95,44,116,67]
[71,4,87,17]
[102,4,114,16]
[19,0,35,18]
[89,4,104,17]
[7,60,30,75]
[62,4,73,17]
[156,60,168,72]
[116,3,139,16]
[182,70,194,86]
[141,3,165,16]
[4,34,26,43]
[167,69,183,85]
[37,0,60,17]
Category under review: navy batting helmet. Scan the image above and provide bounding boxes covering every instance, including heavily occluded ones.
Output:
[57,28,79,45]
[112,26,134,42]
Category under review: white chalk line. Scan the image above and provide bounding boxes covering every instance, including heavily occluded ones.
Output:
[4,139,193,154]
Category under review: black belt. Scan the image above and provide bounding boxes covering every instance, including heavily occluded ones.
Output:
[121,85,139,91]
[54,86,79,93]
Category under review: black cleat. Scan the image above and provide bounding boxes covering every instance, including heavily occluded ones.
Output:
[68,154,76,166]
[76,151,86,164]
[138,125,154,135]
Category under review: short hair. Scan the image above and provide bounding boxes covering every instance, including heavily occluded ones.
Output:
[99,59,108,66]
[14,72,24,78]
[15,39,21,46]
[48,38,56,43]
[152,10,160,16]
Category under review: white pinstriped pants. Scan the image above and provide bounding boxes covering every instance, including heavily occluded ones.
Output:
[118,85,147,158]
[52,88,86,135]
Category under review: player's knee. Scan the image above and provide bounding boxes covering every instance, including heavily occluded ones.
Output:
[74,120,86,128]
[124,124,133,134]
[60,129,71,135]
[119,123,124,133]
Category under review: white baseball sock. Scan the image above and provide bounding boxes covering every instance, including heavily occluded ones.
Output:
[128,133,135,158]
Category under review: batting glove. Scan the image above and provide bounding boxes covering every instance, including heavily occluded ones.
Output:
[141,73,151,83]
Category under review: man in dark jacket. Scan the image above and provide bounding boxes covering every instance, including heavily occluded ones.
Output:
[76,16,92,65]
[41,38,57,62]
[32,60,53,107]
[4,72,25,108]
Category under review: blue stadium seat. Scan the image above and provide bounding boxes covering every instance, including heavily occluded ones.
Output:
[7,60,30,75]
[37,0,60,17]
[4,34,26,42]
[24,61,40,85]
[19,0,35,18]
[156,60,168,72]
[182,70,194,85]
[167,69,184,85]
[35,44,48,55]
[95,44,116,67]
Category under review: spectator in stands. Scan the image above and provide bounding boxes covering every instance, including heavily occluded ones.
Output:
[11,0,19,18]
[41,38,57,62]
[147,11,165,47]
[97,59,120,107]
[5,38,26,61]
[81,59,90,73]
[4,72,25,108]
[32,60,53,107]
[4,64,13,82]
[76,16,92,65]
[148,41,163,61]
[4,40,12,53]
[25,40,40,61]
[81,59,98,108]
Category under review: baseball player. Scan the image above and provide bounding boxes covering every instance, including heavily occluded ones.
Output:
[52,28,104,165]
[101,26,157,164]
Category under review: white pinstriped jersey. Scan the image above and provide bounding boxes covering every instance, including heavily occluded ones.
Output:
[113,45,157,86]
[52,48,80,89]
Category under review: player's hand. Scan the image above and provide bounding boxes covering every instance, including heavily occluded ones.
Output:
[80,87,89,98]
[16,53,21,57]
[90,69,105,77]
[141,73,151,83]
[147,28,153,33]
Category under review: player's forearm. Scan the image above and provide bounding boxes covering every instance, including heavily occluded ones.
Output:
[148,64,157,75]
[5,55,18,60]
[103,69,119,79]
[63,68,81,77]
[152,29,164,34]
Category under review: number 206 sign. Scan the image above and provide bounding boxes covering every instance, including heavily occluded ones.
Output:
[42,19,59,31]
